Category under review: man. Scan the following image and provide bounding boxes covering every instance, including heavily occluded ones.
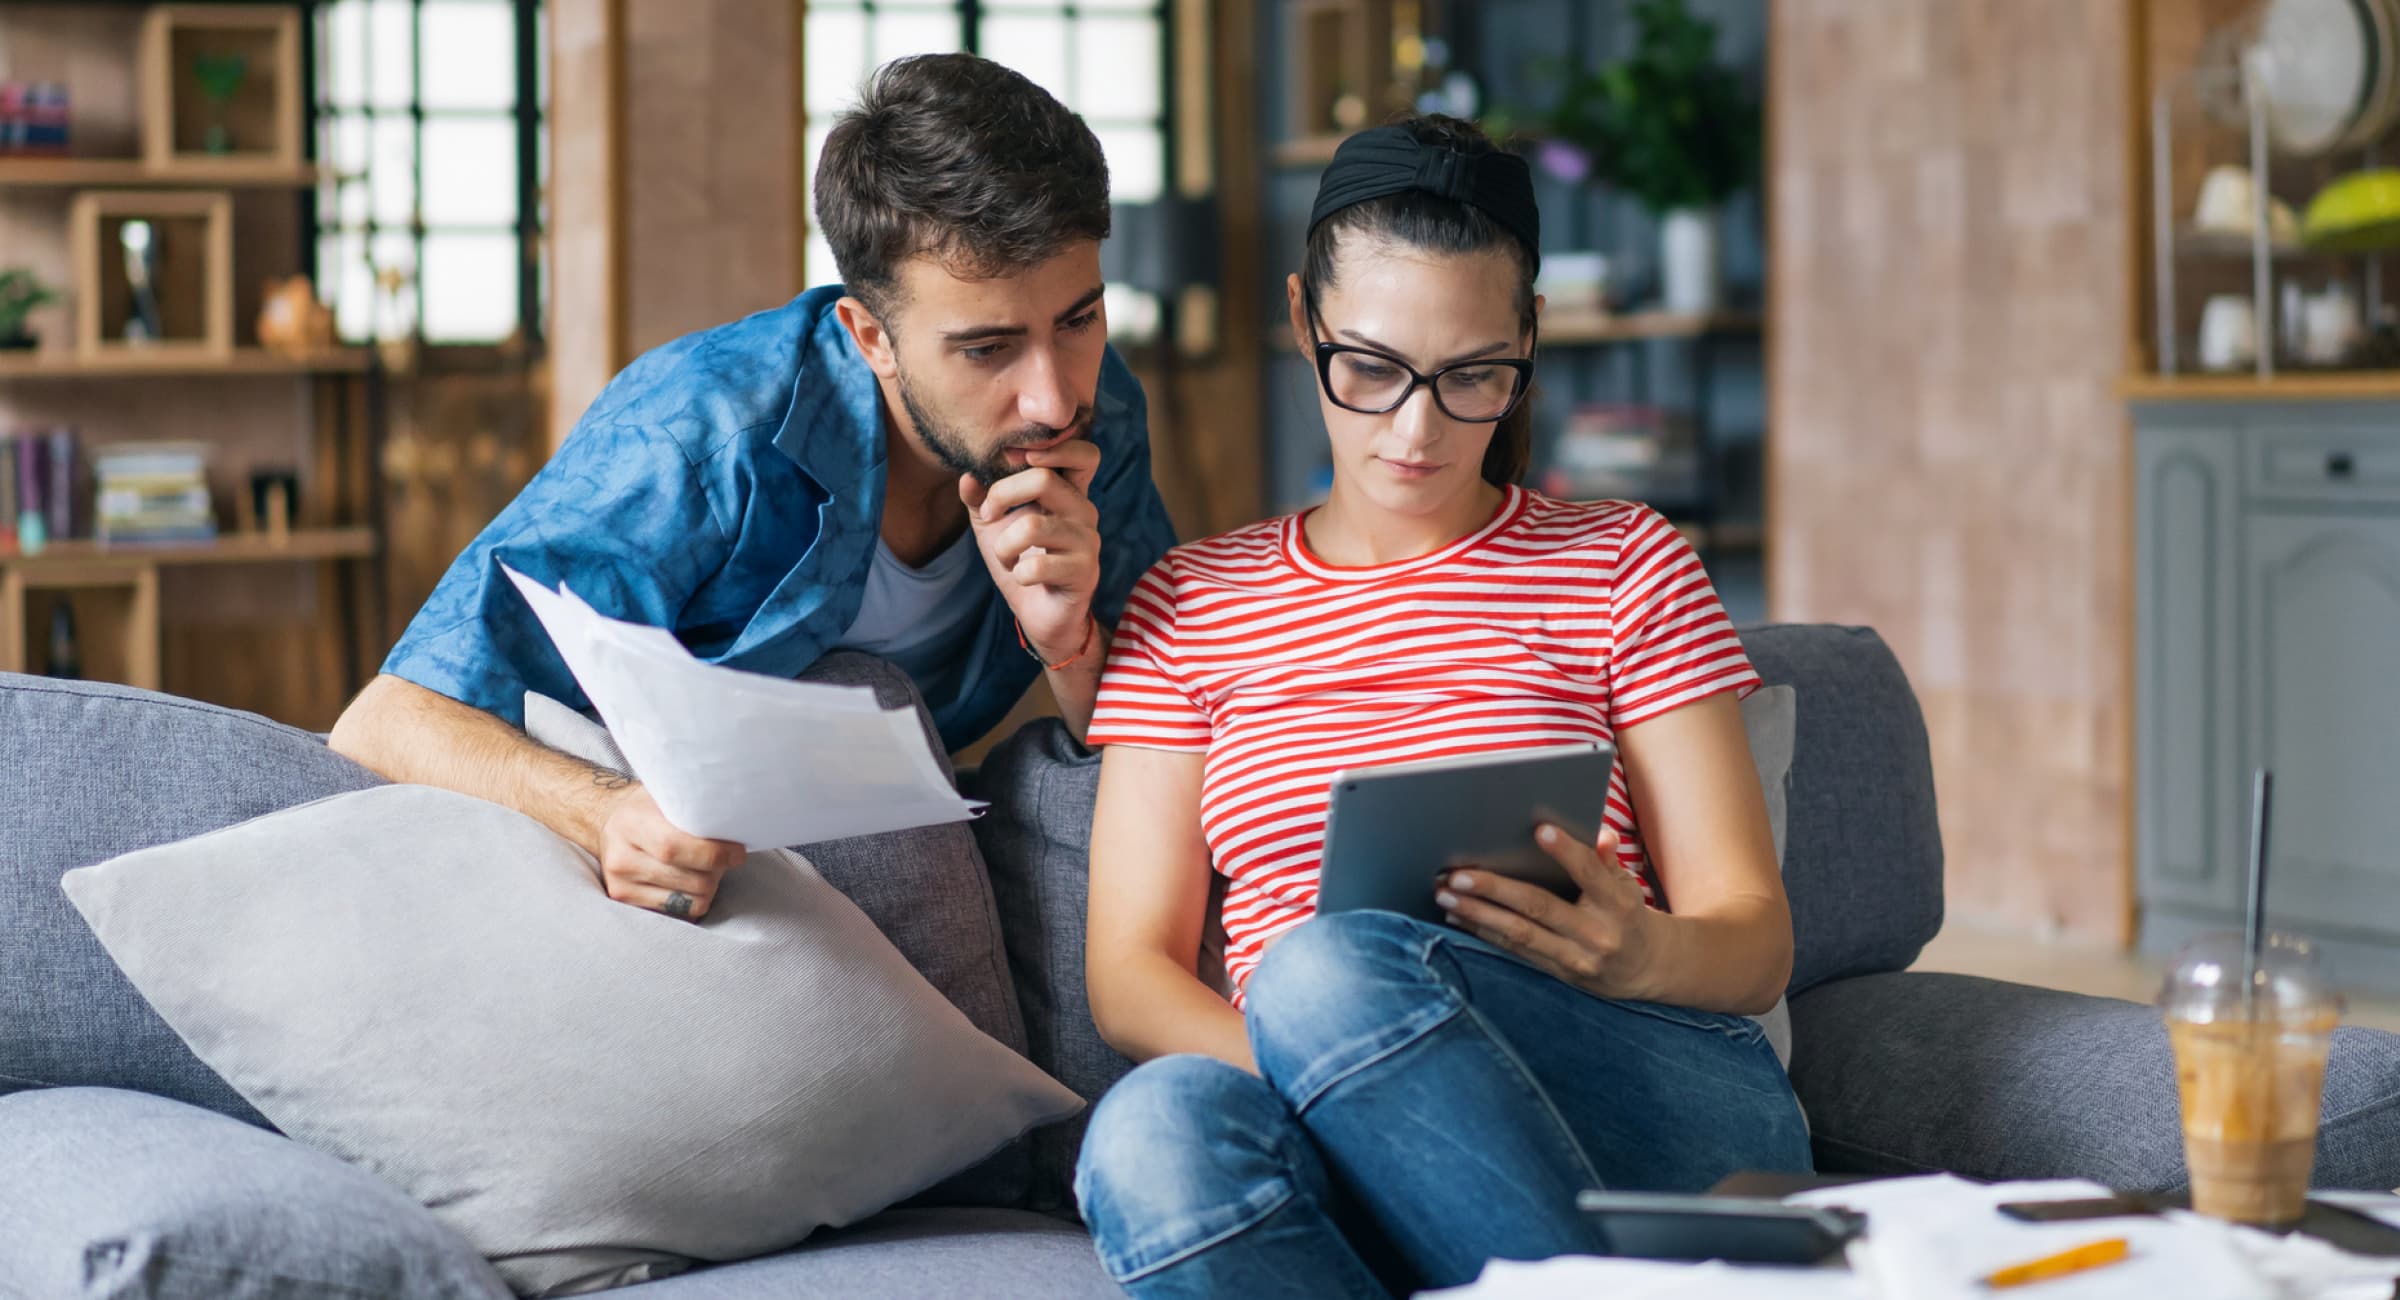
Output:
[329,53,1176,924]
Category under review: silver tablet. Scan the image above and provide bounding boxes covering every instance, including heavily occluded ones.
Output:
[1315,741,1617,924]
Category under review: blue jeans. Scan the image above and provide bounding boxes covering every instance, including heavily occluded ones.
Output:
[1073,910,1812,1298]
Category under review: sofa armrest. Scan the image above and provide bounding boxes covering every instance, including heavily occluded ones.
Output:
[1788,971,2400,1191]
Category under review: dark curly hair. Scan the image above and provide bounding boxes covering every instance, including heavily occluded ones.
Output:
[1302,114,1538,488]
[814,54,1111,324]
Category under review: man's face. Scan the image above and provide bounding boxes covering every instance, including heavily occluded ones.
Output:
[880,244,1108,486]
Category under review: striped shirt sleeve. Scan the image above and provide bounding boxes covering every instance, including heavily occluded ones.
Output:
[1088,556,1211,751]
[1606,506,1761,730]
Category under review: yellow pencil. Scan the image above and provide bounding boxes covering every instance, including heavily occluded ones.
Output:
[1978,1237,2131,1289]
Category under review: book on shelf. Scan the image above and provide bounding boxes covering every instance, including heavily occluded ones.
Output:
[2,425,83,555]
[92,440,215,545]
[1538,403,1700,503]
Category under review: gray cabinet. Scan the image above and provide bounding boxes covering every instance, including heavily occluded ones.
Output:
[2242,512,2400,934]
[2136,405,2400,990]
[2136,425,2241,914]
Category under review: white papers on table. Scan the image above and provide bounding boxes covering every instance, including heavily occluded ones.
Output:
[502,565,983,849]
[1421,1257,1865,1300]
[1789,1174,2400,1300]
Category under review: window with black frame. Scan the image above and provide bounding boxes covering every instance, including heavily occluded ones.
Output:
[311,0,547,350]
[802,0,1171,343]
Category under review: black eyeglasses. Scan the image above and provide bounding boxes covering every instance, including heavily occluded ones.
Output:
[1306,305,1536,423]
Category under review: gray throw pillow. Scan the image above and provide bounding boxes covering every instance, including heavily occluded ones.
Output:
[974,683,1802,1212]
[522,685,1039,1210]
[61,783,1083,1296]
[0,1086,512,1300]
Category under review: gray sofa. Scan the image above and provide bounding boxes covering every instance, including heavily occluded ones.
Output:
[3,624,2397,1298]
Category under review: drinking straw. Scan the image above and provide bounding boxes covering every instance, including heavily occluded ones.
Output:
[2244,767,2273,1010]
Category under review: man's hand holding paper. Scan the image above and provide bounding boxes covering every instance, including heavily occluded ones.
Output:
[501,565,985,919]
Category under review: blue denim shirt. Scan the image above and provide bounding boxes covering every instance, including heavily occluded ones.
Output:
[381,285,1179,750]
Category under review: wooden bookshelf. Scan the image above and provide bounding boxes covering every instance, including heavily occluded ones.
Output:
[1544,309,1764,345]
[0,347,371,378]
[1,528,377,690]
[3,527,377,574]
[2119,370,2400,402]
[0,157,328,188]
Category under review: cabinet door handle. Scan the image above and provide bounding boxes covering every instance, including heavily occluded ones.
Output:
[2326,452,2357,480]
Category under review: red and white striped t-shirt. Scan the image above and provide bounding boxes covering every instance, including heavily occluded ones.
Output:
[1086,486,1760,1003]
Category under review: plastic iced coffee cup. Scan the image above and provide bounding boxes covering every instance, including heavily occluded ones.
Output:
[2159,932,2341,1227]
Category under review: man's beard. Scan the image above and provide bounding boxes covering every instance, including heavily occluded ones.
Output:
[898,368,1092,487]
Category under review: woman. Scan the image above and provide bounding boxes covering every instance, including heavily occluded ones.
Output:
[1074,115,1811,1299]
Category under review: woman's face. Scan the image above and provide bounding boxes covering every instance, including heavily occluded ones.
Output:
[1289,239,1534,521]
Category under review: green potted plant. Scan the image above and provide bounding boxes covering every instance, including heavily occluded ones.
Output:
[0,268,59,350]
[1539,0,1760,313]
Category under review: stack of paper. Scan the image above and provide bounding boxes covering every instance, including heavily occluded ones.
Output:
[1425,1257,1863,1299]
[1789,1175,2400,1300]
[504,565,983,850]
[1430,1176,2400,1300]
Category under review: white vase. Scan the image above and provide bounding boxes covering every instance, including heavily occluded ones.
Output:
[1660,207,1722,315]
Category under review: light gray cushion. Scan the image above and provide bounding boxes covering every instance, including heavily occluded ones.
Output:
[974,682,1802,1212]
[1737,624,1945,994]
[0,1086,510,1299]
[0,673,377,1124]
[613,1209,1116,1299]
[61,783,1082,1296]
[1789,971,2400,1191]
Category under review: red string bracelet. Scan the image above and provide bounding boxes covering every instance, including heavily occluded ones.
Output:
[1017,613,1097,672]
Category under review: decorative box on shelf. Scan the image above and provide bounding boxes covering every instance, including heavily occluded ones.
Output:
[69,189,234,362]
[140,4,303,179]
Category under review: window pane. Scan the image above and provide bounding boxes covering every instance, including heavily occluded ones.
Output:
[320,231,373,341]
[1076,16,1161,120]
[984,15,1067,103]
[872,10,963,63]
[1104,283,1160,347]
[983,0,1066,9]
[422,232,520,342]
[805,9,868,113]
[368,0,416,111]
[322,1,369,109]
[535,4,549,109]
[371,116,417,225]
[372,230,419,339]
[421,0,516,112]
[422,116,517,226]
[807,231,838,295]
[319,113,370,224]
[1095,126,1163,202]
[803,122,836,287]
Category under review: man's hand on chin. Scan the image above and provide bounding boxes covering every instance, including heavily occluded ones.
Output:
[961,437,1103,664]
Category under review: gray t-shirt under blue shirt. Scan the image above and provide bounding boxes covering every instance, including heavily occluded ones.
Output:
[831,529,988,703]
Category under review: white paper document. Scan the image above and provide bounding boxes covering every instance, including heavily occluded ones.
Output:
[1423,1256,1864,1300]
[1789,1174,2400,1300]
[503,565,984,849]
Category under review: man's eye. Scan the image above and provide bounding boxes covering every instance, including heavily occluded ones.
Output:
[963,343,1005,362]
[1066,310,1101,333]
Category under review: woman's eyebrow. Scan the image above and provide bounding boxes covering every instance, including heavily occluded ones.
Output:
[1335,329,1515,365]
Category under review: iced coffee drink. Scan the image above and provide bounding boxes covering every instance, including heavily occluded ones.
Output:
[2160,933,2340,1227]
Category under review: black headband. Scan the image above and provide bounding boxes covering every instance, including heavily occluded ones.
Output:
[1306,125,1541,274]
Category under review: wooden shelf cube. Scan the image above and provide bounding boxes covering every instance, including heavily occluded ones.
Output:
[1290,0,1394,143]
[70,189,235,361]
[0,564,161,692]
[141,5,304,178]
